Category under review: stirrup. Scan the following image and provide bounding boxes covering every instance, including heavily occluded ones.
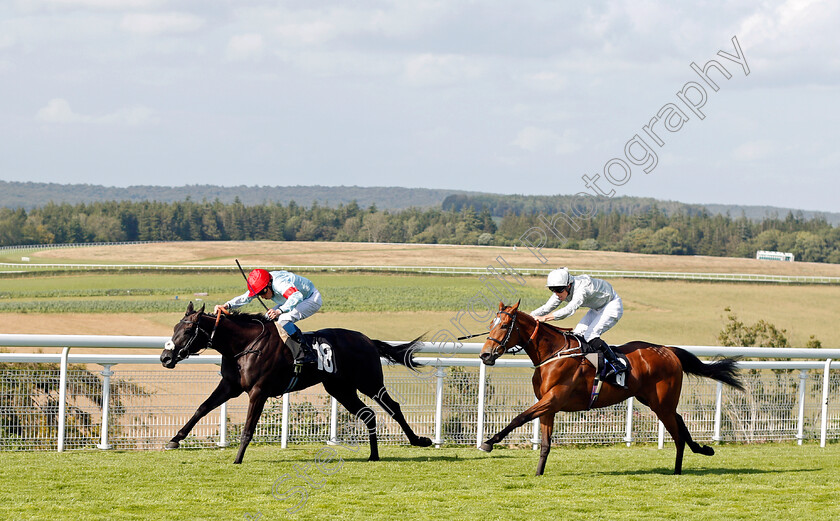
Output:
[294,348,317,371]
[604,359,626,379]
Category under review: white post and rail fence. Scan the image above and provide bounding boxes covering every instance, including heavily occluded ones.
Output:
[1,334,838,452]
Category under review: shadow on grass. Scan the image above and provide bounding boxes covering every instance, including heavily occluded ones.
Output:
[570,466,823,477]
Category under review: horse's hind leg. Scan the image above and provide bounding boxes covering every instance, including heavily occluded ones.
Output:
[168,379,239,449]
[655,410,687,475]
[676,413,715,456]
[327,384,380,461]
[370,387,432,448]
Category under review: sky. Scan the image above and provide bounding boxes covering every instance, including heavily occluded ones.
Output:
[1,1,839,212]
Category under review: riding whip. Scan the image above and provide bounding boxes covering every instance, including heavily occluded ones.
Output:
[456,331,489,340]
[235,259,270,312]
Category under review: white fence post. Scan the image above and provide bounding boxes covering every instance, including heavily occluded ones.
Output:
[624,398,634,447]
[281,393,290,449]
[434,366,444,448]
[218,401,228,448]
[328,397,338,445]
[476,362,487,448]
[658,421,665,449]
[216,367,228,448]
[531,396,540,450]
[57,347,69,453]
[713,381,724,442]
[821,359,832,448]
[796,369,808,446]
[97,364,113,450]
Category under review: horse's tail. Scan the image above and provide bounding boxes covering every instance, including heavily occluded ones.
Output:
[372,337,424,372]
[672,347,745,391]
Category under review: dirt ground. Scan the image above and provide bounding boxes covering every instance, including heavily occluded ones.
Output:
[21,240,840,276]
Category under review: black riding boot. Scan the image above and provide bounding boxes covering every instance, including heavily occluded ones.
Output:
[285,329,317,369]
[589,337,625,379]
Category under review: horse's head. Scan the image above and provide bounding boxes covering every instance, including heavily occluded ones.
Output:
[480,301,523,366]
[160,302,210,368]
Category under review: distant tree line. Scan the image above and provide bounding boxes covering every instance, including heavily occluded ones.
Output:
[1,199,839,263]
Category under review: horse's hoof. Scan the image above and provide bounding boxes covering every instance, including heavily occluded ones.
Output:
[368,455,380,462]
[165,441,180,450]
[701,445,715,456]
[414,437,433,448]
[478,442,493,453]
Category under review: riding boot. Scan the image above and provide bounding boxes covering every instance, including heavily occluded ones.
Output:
[282,322,317,369]
[589,337,626,379]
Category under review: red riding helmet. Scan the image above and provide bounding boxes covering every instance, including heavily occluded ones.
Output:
[247,269,272,297]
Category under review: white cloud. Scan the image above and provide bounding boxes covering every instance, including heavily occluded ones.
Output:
[512,126,580,155]
[98,106,159,126]
[403,53,483,87]
[36,99,88,123]
[276,20,337,46]
[36,98,158,126]
[32,0,163,8]
[732,140,774,161]
[0,34,15,50]
[224,33,265,62]
[120,12,205,35]
[738,0,840,53]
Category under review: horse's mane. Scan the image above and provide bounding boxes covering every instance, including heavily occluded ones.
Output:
[514,311,574,338]
[209,311,274,325]
[539,321,574,337]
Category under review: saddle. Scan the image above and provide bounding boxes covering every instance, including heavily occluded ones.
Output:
[577,335,629,389]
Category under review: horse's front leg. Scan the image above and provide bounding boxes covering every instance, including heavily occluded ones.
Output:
[479,390,560,453]
[234,391,269,464]
[534,413,555,476]
[167,379,239,449]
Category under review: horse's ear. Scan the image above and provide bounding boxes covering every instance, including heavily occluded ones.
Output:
[498,301,504,311]
[186,301,194,315]
[512,299,520,310]
[199,303,206,315]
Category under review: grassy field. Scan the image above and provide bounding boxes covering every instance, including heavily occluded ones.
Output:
[1,443,837,520]
[6,240,840,277]
[2,244,839,520]
[1,271,838,347]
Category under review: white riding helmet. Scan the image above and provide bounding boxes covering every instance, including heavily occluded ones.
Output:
[546,267,572,288]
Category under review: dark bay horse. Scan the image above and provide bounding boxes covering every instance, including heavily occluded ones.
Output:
[478,302,744,476]
[159,302,432,463]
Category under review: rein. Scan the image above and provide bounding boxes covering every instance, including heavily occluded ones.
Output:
[486,310,548,355]
[233,320,268,360]
[488,308,583,367]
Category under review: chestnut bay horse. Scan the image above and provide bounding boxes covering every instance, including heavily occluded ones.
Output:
[478,302,744,476]
[159,302,432,464]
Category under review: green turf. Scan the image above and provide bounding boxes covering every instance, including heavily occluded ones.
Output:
[0,272,548,314]
[2,271,839,346]
[1,443,836,520]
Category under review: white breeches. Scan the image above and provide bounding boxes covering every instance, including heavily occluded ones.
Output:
[277,289,322,324]
[572,297,623,341]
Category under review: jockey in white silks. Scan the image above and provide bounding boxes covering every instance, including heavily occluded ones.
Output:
[531,267,626,379]
[215,269,321,368]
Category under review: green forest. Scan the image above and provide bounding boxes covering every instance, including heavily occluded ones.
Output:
[2,198,839,263]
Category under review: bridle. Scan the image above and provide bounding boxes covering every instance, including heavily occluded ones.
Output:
[175,314,214,360]
[485,308,540,356]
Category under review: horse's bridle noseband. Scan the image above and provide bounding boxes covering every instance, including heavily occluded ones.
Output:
[486,308,542,357]
[174,315,213,360]
[486,310,519,352]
